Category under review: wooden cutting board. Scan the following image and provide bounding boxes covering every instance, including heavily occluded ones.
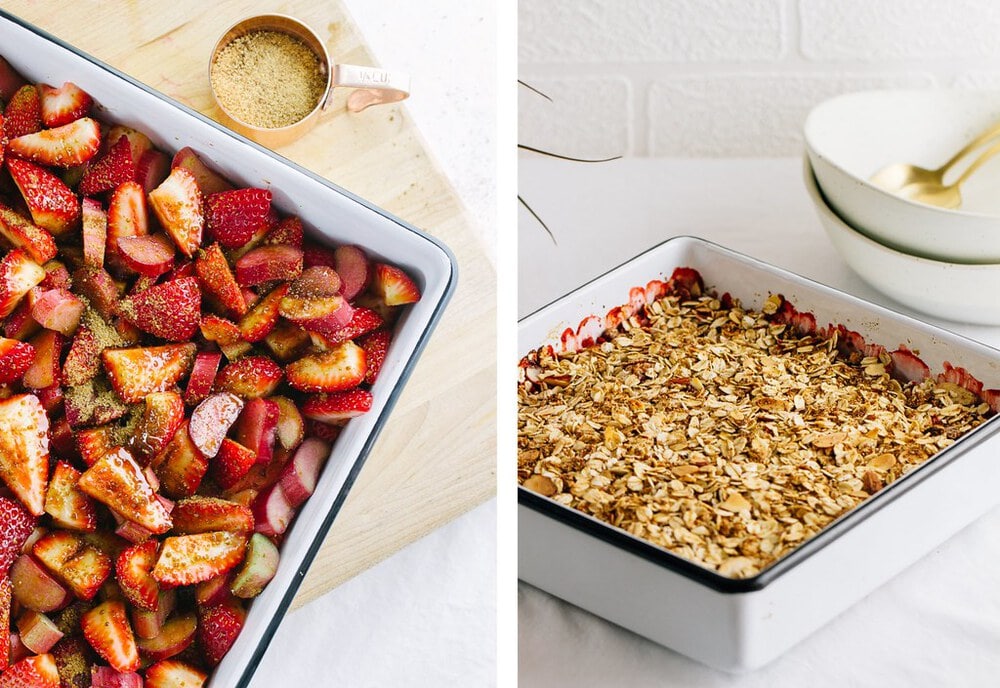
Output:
[5,0,496,608]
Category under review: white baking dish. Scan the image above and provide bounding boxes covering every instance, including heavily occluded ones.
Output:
[0,11,456,687]
[518,236,1000,672]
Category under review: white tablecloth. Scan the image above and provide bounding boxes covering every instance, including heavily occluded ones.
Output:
[518,156,1000,687]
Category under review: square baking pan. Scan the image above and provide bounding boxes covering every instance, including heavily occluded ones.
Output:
[0,10,456,687]
[518,235,1000,672]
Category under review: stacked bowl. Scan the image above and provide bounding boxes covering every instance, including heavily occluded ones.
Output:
[803,90,1000,325]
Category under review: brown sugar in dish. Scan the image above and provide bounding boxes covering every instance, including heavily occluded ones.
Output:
[211,30,326,129]
[518,277,995,579]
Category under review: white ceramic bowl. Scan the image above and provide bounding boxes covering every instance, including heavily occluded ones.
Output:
[803,156,1000,325]
[804,90,1000,263]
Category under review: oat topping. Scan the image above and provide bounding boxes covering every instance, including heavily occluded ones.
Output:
[518,289,992,579]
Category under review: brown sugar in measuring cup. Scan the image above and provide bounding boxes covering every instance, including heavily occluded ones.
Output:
[209,14,410,147]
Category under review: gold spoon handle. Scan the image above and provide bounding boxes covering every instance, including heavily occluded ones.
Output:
[949,138,1000,188]
[941,121,1000,173]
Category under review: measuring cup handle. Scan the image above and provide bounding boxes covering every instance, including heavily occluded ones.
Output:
[326,64,410,113]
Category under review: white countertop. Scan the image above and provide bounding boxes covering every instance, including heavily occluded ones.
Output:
[251,3,497,686]
[518,155,1000,686]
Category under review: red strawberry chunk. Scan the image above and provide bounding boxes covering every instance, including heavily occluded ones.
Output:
[172,147,234,196]
[43,461,97,532]
[359,328,391,385]
[171,496,254,534]
[312,307,383,347]
[33,530,111,601]
[0,394,50,516]
[0,56,25,101]
[264,215,303,248]
[78,448,173,534]
[6,158,80,235]
[106,180,149,266]
[0,336,35,385]
[238,283,286,342]
[234,244,303,287]
[38,82,93,128]
[889,348,930,384]
[197,599,246,666]
[148,167,203,258]
[0,496,35,573]
[119,277,201,341]
[0,203,57,264]
[213,438,257,491]
[195,242,246,318]
[215,356,283,398]
[185,350,222,406]
[301,389,374,423]
[373,263,421,306]
[81,600,140,673]
[116,540,160,611]
[205,188,273,248]
[0,248,45,318]
[149,420,209,499]
[117,233,176,277]
[101,342,196,404]
[302,242,337,269]
[79,134,135,196]
[3,85,42,139]
[152,531,247,588]
[285,341,367,393]
[8,117,101,168]
[0,653,61,688]
[145,659,208,687]
[129,391,185,462]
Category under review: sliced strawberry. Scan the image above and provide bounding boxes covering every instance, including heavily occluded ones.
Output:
[0,394,50,515]
[115,540,159,611]
[7,158,80,235]
[128,391,185,462]
[0,203,57,264]
[4,298,40,340]
[0,496,35,573]
[34,384,64,415]
[30,288,84,336]
[286,341,366,393]
[0,576,9,671]
[171,147,233,196]
[278,266,353,334]
[81,600,140,673]
[149,420,209,499]
[148,167,203,258]
[205,188,273,249]
[373,263,421,305]
[264,215,303,248]
[889,348,931,383]
[152,531,247,588]
[231,397,279,465]
[301,389,374,423]
[106,125,153,166]
[334,245,371,301]
[0,56,26,101]
[302,242,337,270]
[199,313,242,345]
[196,599,246,666]
[272,396,305,451]
[0,654,60,688]
[353,291,399,327]
[101,343,196,403]
[80,197,108,269]
[194,242,246,318]
[134,149,170,194]
[117,233,175,277]
[43,461,97,532]
[170,497,253,535]
[63,378,130,428]
[311,307,383,348]
[33,530,111,601]
[39,262,70,291]
[188,392,244,458]
[145,658,208,688]
[8,117,101,168]
[212,438,257,491]
[62,312,123,387]
[107,181,149,267]
[214,356,283,398]
[78,448,173,534]
[119,276,200,341]
[3,85,42,139]
[263,320,310,362]
[358,328,391,385]
[234,245,303,287]
[38,82,93,128]
[76,425,119,467]
[184,351,222,406]
[0,249,44,319]
[0,336,34,384]
[79,134,134,197]
[238,283,286,342]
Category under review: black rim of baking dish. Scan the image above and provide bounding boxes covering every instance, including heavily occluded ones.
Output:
[0,10,459,687]
[518,235,1000,594]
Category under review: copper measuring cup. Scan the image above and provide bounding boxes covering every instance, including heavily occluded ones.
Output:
[209,14,410,148]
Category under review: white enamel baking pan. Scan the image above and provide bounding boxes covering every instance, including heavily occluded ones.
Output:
[0,11,456,687]
[518,236,1000,672]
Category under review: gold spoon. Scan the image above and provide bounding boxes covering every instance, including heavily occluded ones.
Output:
[870,122,1000,208]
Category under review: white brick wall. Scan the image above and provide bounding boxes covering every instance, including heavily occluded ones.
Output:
[519,0,1000,157]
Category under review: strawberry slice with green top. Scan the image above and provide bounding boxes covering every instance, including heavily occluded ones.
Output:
[0,203,57,264]
[8,117,101,168]
[0,654,61,688]
[79,134,135,197]
[81,600,140,673]
[148,166,204,258]
[205,187,273,249]
[3,84,42,139]
[0,393,50,516]
[38,82,93,128]
[0,336,35,385]
[119,276,201,341]
[78,448,173,534]
[116,540,160,611]
[6,158,81,235]
[152,531,247,587]
[0,496,35,573]
[101,342,196,403]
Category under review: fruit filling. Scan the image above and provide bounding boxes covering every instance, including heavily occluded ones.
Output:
[0,60,421,687]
